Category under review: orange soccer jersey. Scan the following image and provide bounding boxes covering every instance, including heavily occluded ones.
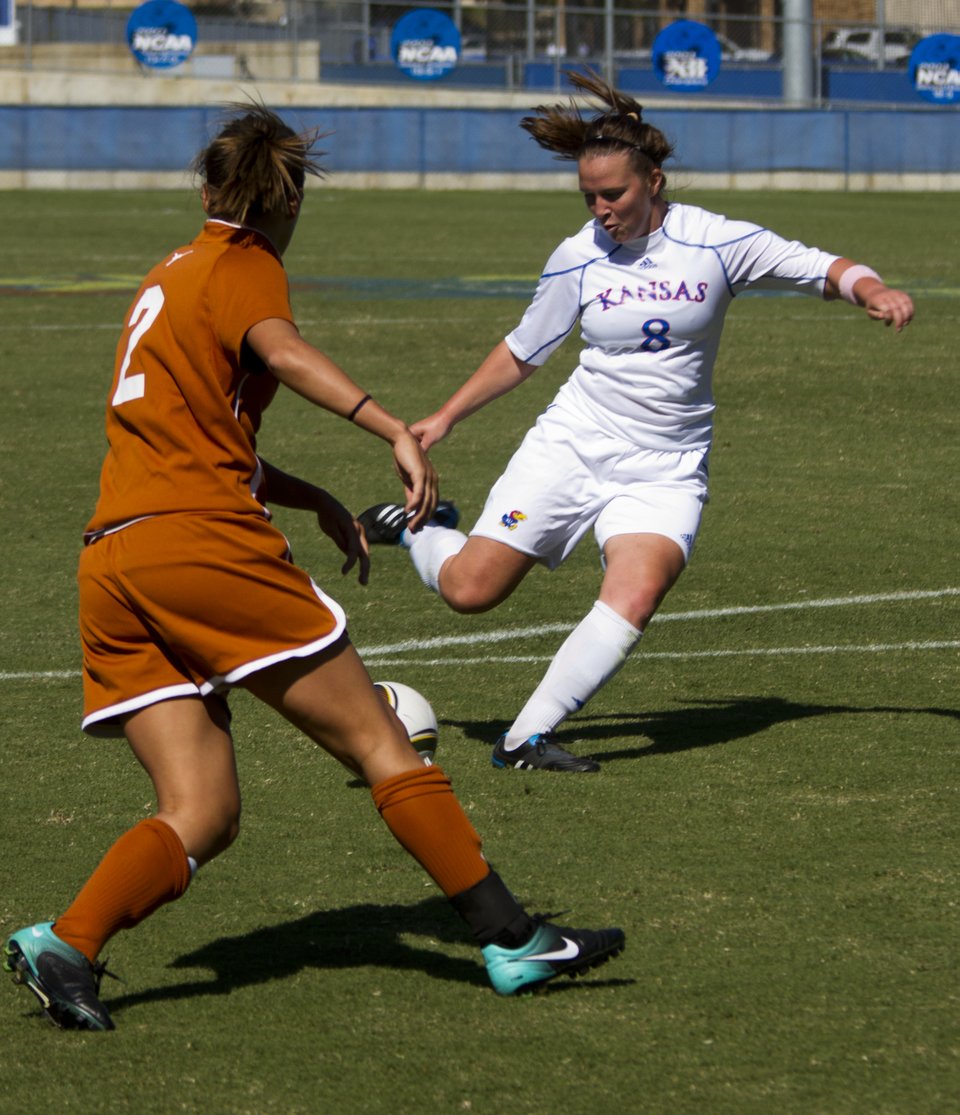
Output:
[86,220,293,536]
[79,221,346,736]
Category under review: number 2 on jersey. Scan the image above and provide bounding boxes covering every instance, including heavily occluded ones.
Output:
[112,285,165,407]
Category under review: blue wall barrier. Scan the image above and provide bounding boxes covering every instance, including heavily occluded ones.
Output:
[315,61,945,106]
[1,103,958,176]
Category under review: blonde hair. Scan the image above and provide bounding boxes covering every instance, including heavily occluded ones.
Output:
[521,70,674,187]
[194,102,328,225]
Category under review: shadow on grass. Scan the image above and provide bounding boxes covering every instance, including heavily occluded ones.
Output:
[446,695,960,764]
[105,896,630,1020]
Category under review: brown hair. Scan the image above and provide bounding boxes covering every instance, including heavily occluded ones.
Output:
[520,70,674,187]
[194,102,328,225]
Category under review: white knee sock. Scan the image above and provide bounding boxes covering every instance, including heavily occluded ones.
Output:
[504,600,641,750]
[405,524,468,593]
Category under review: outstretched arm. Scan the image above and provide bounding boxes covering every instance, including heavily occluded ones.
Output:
[259,459,370,585]
[825,258,914,333]
[245,317,438,532]
[412,340,538,451]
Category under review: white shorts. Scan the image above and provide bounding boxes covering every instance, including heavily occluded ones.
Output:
[470,404,710,570]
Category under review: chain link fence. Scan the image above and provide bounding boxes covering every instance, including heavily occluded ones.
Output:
[3,0,959,104]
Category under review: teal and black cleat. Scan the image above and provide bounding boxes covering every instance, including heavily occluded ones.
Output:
[491,732,600,773]
[4,922,116,1031]
[358,500,460,545]
[482,919,625,996]
[429,500,460,530]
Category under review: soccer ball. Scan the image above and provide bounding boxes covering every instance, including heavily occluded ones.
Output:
[374,681,439,765]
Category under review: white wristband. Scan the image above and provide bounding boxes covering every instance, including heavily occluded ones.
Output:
[838,265,881,305]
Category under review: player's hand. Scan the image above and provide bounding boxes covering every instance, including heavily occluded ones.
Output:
[411,411,454,452]
[391,428,438,533]
[315,491,370,585]
[864,285,914,332]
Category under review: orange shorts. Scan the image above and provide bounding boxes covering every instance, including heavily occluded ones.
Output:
[79,512,346,737]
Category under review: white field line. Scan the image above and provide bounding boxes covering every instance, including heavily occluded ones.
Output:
[357,587,960,658]
[0,317,483,331]
[362,641,960,668]
[0,323,120,330]
[0,313,876,333]
[1,670,78,679]
[2,587,956,681]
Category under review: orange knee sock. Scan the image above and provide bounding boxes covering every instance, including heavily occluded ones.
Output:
[53,817,192,963]
[371,766,490,897]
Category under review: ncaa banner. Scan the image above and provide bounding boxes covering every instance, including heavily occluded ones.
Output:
[909,34,960,104]
[0,0,16,46]
[652,20,721,91]
[391,8,461,81]
[127,0,197,69]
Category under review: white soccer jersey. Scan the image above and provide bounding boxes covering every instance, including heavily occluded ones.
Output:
[505,202,839,452]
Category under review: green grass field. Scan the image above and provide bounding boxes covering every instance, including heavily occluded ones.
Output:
[0,187,957,1115]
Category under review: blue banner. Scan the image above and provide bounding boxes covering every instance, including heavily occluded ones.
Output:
[652,20,721,91]
[126,0,197,69]
[909,34,960,104]
[391,8,461,81]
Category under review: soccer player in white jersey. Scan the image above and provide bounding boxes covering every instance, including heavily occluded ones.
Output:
[361,70,915,773]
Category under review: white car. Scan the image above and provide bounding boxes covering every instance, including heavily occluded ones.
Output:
[821,27,919,65]
[715,32,774,63]
[614,32,773,65]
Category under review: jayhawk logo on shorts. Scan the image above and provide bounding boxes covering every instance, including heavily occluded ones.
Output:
[500,509,526,531]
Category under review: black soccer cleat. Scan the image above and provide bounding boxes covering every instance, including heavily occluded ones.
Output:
[358,500,460,545]
[482,918,625,995]
[358,502,410,544]
[491,732,601,773]
[4,922,116,1031]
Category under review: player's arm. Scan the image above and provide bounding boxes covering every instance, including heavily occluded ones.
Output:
[413,239,580,450]
[259,459,370,585]
[413,340,537,450]
[824,258,914,332]
[245,317,438,532]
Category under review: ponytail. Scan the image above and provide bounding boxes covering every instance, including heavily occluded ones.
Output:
[195,102,328,224]
[520,70,674,186]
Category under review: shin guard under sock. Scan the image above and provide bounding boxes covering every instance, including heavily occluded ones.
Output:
[506,599,641,747]
[406,524,468,593]
[371,765,489,897]
[53,817,192,963]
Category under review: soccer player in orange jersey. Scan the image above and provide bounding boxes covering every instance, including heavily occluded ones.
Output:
[4,105,624,1029]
